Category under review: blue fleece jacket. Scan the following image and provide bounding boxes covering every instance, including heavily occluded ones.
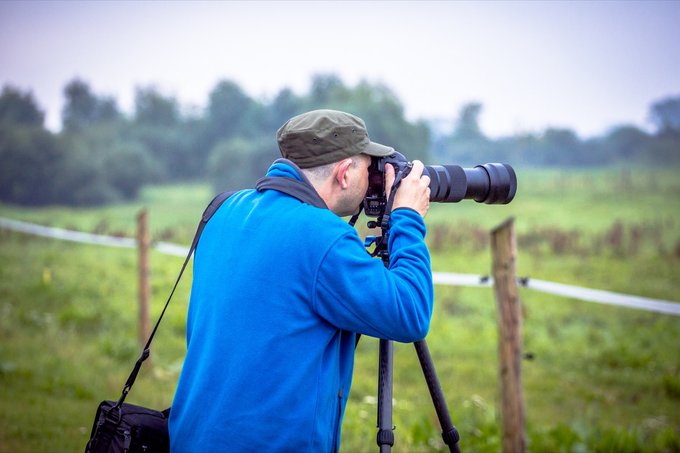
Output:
[169,161,433,452]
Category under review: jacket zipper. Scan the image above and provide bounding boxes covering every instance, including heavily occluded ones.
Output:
[333,388,343,453]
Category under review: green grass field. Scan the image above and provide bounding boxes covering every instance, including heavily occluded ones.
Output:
[1,167,679,452]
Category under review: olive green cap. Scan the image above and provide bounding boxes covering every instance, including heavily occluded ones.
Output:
[276,109,394,169]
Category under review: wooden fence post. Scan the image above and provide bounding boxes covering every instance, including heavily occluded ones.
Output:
[137,209,150,351]
[491,217,526,453]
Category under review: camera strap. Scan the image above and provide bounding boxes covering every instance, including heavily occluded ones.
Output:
[362,167,409,263]
[381,168,407,227]
[116,189,237,408]
[255,158,328,209]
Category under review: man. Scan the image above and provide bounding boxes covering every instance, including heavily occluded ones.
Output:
[169,109,433,452]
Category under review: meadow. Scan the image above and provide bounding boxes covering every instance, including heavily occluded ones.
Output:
[0,167,679,452]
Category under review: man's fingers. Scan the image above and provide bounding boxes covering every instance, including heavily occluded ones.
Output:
[408,160,425,179]
[385,163,395,198]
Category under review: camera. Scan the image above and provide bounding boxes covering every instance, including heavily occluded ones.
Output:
[363,151,517,217]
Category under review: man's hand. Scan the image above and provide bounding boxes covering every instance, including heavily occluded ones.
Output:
[385,161,431,218]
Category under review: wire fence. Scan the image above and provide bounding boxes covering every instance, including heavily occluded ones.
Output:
[2,216,679,316]
[431,272,680,316]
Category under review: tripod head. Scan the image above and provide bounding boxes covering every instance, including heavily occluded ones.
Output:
[353,163,412,266]
[363,219,390,266]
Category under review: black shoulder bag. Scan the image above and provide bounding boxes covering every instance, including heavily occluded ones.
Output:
[85,190,236,453]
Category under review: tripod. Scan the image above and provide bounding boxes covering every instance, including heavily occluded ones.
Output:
[361,217,462,453]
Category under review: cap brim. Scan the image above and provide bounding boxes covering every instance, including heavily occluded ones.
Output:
[364,141,395,157]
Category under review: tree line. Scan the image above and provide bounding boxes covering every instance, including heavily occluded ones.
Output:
[1,74,678,206]
[434,101,680,167]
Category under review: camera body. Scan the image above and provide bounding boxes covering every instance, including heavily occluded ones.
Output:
[363,151,517,217]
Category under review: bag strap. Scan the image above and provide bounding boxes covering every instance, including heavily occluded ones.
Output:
[115,190,237,407]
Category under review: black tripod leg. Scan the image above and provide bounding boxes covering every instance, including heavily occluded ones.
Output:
[414,340,462,453]
[376,339,395,452]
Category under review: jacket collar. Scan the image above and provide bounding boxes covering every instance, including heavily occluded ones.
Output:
[255,159,328,209]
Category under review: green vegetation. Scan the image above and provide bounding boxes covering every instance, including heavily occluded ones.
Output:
[0,76,430,206]
[2,77,680,207]
[0,168,679,452]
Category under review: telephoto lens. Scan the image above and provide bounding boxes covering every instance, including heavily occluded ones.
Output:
[362,152,518,217]
[424,163,517,204]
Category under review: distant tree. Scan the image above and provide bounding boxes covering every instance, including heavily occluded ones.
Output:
[649,95,680,134]
[102,140,158,199]
[266,88,305,132]
[486,133,538,165]
[647,97,680,165]
[0,124,64,205]
[62,79,120,132]
[538,128,586,165]
[0,87,64,205]
[602,125,650,162]
[130,124,195,180]
[58,81,165,204]
[436,103,493,164]
[51,141,118,206]
[208,137,278,191]
[129,86,199,180]
[0,86,45,126]
[134,86,180,127]
[309,74,351,106]
[178,116,211,178]
[348,81,430,162]
[300,76,431,162]
[645,135,680,165]
[454,103,484,141]
[206,80,259,141]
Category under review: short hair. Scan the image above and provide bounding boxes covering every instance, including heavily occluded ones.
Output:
[301,154,364,184]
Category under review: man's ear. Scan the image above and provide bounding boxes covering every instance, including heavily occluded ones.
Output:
[334,158,353,189]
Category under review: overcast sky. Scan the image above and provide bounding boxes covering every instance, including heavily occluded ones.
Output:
[1,1,679,138]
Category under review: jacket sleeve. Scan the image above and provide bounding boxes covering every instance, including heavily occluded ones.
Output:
[312,208,434,343]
